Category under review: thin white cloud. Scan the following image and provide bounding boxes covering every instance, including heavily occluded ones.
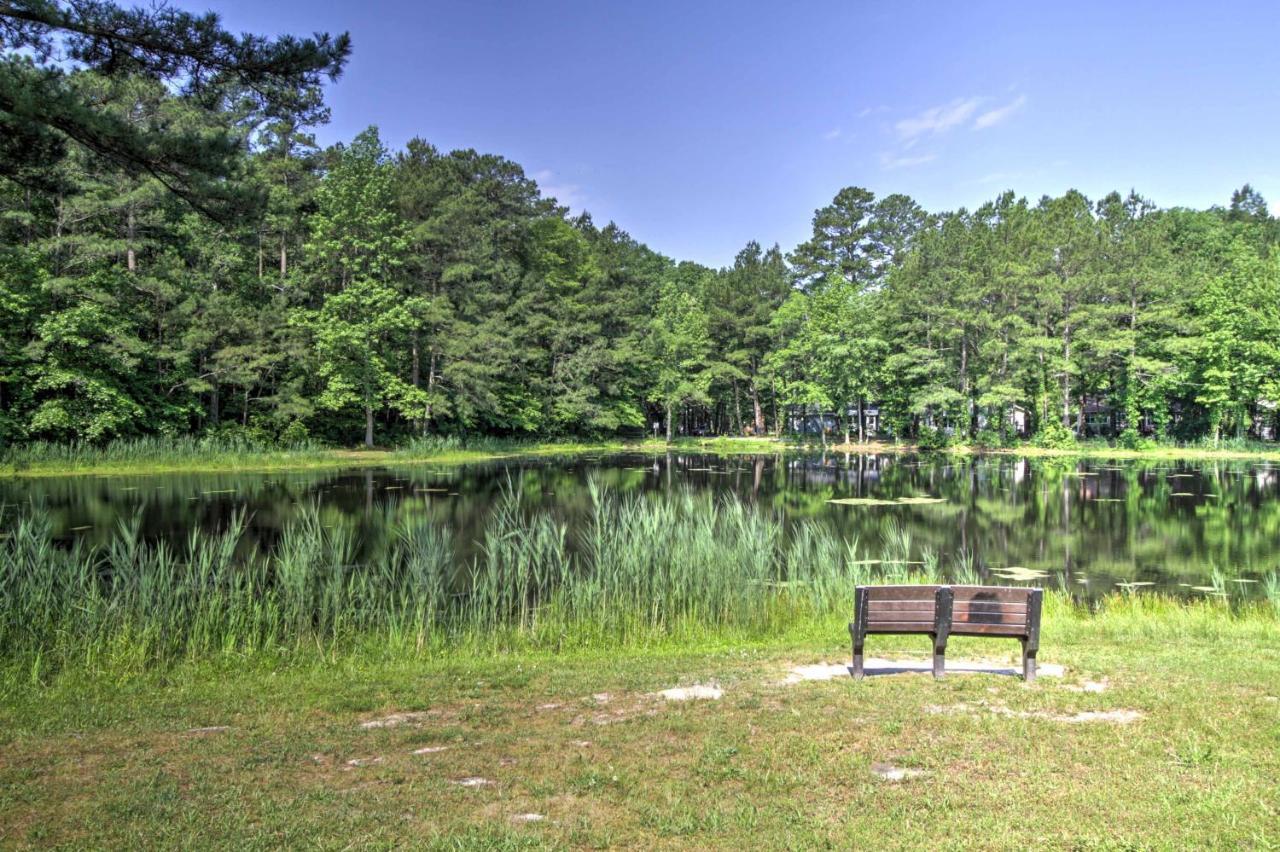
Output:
[532,169,586,212]
[963,171,1021,186]
[973,95,1027,130]
[880,152,937,170]
[895,97,982,142]
[823,128,842,141]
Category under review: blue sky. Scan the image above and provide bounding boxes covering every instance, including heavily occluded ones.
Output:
[181,0,1280,267]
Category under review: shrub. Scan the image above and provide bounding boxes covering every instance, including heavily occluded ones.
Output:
[1032,419,1076,450]
[280,419,310,447]
[973,428,1008,449]
[915,426,951,451]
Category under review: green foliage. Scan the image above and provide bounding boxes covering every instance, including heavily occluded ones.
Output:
[914,425,952,450]
[1032,419,1077,450]
[648,271,715,440]
[972,428,1008,449]
[0,0,348,215]
[1,20,1278,451]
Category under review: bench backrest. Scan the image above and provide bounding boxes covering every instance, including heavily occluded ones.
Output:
[856,584,1041,639]
[950,585,1037,637]
[858,584,943,633]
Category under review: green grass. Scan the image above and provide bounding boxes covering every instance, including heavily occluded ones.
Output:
[5,431,1278,477]
[1,482,1278,847]
[0,435,632,477]
[831,436,1280,462]
[0,435,795,477]
[0,599,1277,848]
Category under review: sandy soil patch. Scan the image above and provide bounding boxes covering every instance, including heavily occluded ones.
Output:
[780,658,1065,683]
[657,684,723,701]
[359,711,434,729]
[927,702,1143,724]
[871,762,929,782]
[450,776,493,788]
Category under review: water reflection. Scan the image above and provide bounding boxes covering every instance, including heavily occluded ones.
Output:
[2,452,1278,598]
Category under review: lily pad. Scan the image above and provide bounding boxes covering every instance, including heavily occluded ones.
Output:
[827,496,946,507]
[991,566,1049,581]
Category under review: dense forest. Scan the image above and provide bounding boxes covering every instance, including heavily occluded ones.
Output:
[3,2,1279,451]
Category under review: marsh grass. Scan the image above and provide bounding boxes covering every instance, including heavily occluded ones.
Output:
[0,435,336,474]
[2,483,1276,678]
[0,433,649,477]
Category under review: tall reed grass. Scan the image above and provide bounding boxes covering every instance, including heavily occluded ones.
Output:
[2,482,1276,674]
[0,433,611,474]
[0,435,330,471]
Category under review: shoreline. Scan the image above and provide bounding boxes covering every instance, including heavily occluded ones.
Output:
[2,435,1278,478]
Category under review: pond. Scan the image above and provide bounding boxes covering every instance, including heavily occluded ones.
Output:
[2,452,1278,599]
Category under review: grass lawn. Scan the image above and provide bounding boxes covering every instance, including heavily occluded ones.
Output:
[2,611,1277,849]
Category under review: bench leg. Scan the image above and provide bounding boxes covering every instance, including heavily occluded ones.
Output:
[932,636,946,680]
[1021,639,1037,683]
[850,622,864,680]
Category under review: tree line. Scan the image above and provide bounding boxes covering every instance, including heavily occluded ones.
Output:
[3,2,1278,449]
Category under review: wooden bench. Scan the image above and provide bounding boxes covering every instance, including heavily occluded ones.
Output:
[849,585,1043,681]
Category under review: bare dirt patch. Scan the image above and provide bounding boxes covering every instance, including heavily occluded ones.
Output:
[359,711,434,729]
[927,702,1143,724]
[344,757,384,769]
[450,776,493,788]
[656,683,723,701]
[779,658,1065,683]
[871,762,929,782]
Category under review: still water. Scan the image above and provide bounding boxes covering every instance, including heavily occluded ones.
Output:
[3,452,1278,597]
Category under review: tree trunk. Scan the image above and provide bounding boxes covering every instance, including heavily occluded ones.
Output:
[751,379,764,434]
[422,348,438,433]
[857,397,865,443]
[365,404,375,448]
[771,379,780,437]
[1061,318,1072,427]
[665,402,674,442]
[280,233,288,277]
[126,206,136,272]
[732,380,741,435]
